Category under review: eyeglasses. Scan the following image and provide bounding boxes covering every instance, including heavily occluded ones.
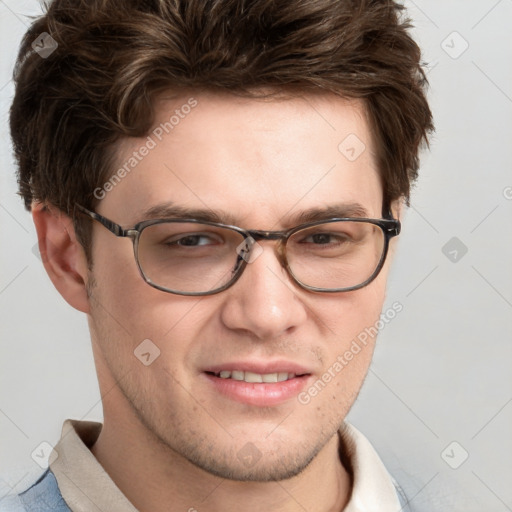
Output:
[75,204,400,296]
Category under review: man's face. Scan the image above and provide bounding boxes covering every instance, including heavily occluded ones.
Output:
[87,92,393,481]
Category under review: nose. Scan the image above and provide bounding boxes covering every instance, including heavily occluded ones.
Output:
[219,242,308,340]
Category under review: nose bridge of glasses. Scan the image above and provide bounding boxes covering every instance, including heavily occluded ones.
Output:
[243,230,288,268]
[248,230,286,242]
[125,229,139,239]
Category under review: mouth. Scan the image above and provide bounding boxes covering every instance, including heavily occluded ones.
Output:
[206,370,301,383]
[202,363,312,406]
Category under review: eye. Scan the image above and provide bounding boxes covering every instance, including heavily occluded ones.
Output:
[301,232,351,245]
[165,232,222,247]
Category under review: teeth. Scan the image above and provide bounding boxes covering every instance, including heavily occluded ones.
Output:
[216,371,297,383]
[244,371,263,383]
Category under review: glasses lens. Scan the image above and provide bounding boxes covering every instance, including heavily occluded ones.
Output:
[137,222,245,294]
[286,221,386,290]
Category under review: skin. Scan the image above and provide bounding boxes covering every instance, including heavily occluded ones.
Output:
[33,91,400,512]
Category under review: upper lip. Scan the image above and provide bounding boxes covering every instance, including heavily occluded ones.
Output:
[204,360,312,376]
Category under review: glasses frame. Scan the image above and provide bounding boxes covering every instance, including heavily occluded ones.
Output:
[75,204,401,296]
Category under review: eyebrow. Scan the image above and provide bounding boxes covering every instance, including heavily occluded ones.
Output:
[136,201,372,227]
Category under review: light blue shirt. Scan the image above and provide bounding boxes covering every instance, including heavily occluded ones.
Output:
[0,470,70,511]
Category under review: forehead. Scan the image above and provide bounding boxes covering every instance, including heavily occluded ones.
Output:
[105,91,382,226]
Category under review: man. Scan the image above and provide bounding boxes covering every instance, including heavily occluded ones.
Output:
[4,0,433,510]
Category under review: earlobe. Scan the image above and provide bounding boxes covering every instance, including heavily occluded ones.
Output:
[32,202,90,313]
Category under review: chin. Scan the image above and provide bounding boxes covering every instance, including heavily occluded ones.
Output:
[186,446,319,483]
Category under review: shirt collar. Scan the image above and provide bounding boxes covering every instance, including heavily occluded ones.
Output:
[51,419,401,512]
[51,420,137,512]
[338,423,402,511]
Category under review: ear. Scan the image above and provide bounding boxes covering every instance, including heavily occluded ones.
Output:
[32,202,90,313]
[389,198,404,221]
[385,198,405,262]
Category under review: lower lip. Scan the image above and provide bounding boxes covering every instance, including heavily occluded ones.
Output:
[203,373,310,406]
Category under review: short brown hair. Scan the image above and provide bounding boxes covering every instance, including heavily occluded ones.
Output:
[10,0,433,257]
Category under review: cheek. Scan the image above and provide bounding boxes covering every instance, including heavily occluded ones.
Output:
[88,239,215,375]
[317,278,387,345]
[88,229,219,370]
[91,272,203,347]
[300,284,386,417]
[311,276,387,395]
[90,233,174,338]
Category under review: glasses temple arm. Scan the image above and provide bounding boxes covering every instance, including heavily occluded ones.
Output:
[75,204,127,237]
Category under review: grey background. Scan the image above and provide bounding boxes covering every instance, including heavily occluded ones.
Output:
[1,1,511,510]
